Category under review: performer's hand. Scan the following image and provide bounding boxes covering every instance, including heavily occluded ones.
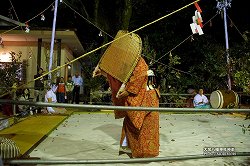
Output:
[117,90,129,98]
[92,66,101,77]
[92,66,107,78]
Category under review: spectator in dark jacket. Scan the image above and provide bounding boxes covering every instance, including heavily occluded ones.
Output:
[34,68,46,102]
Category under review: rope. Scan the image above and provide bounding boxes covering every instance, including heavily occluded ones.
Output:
[0,1,56,97]
[0,0,200,98]
[8,0,21,25]
[63,0,199,77]
[227,15,247,41]
[129,0,200,35]
[144,13,218,77]
[0,2,54,35]
[7,0,37,63]
[62,1,114,39]
[154,13,218,64]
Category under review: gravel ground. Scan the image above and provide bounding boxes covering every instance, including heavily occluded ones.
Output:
[30,112,250,166]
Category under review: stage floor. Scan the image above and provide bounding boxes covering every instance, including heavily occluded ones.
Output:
[29,112,250,166]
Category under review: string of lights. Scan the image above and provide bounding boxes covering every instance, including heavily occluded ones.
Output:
[154,13,218,63]
[0,1,54,35]
[62,0,203,76]
[5,0,246,94]
[6,0,36,61]
[0,0,201,98]
[62,1,114,39]
[227,15,247,41]
[8,0,21,25]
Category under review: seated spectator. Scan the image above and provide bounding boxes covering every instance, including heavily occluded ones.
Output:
[193,89,211,109]
[42,85,57,114]
[16,88,34,117]
[17,88,30,112]
[41,85,66,114]
[186,88,197,108]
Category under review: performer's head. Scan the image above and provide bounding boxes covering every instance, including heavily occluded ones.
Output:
[147,69,156,88]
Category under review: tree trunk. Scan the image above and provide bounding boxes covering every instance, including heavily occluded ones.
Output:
[93,0,132,36]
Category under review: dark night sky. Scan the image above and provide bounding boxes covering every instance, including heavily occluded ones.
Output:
[1,0,249,92]
[0,0,249,48]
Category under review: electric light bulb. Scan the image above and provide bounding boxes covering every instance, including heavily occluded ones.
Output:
[41,14,45,21]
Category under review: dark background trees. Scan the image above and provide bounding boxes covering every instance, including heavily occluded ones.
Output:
[1,0,249,94]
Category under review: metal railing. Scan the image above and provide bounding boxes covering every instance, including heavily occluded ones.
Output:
[89,91,250,108]
[0,99,249,165]
[0,100,250,113]
[4,152,250,165]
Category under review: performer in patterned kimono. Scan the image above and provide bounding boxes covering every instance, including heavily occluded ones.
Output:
[92,30,160,158]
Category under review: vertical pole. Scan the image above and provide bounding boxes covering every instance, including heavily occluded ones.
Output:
[12,91,16,115]
[48,0,59,83]
[223,0,232,90]
[37,38,42,70]
[57,39,61,67]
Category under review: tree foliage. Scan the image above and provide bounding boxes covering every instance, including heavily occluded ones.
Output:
[0,51,27,95]
[231,41,250,93]
[1,0,249,95]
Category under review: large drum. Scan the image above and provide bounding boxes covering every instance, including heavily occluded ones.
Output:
[210,90,239,109]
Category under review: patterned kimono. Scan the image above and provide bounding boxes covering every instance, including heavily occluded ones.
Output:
[107,57,160,158]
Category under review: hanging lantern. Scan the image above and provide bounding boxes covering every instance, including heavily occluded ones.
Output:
[41,14,45,21]
[190,36,194,42]
[25,23,30,33]
[98,31,103,37]
[230,20,233,27]
[209,20,213,27]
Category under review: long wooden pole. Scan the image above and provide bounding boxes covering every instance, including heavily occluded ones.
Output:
[223,0,232,90]
[48,0,59,82]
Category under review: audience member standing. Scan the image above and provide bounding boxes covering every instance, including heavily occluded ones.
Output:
[57,77,66,103]
[34,68,46,102]
[72,72,83,104]
[65,75,74,103]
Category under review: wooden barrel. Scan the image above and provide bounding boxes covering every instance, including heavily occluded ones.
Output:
[210,90,239,109]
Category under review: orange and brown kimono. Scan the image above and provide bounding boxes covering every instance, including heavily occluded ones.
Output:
[107,57,160,158]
